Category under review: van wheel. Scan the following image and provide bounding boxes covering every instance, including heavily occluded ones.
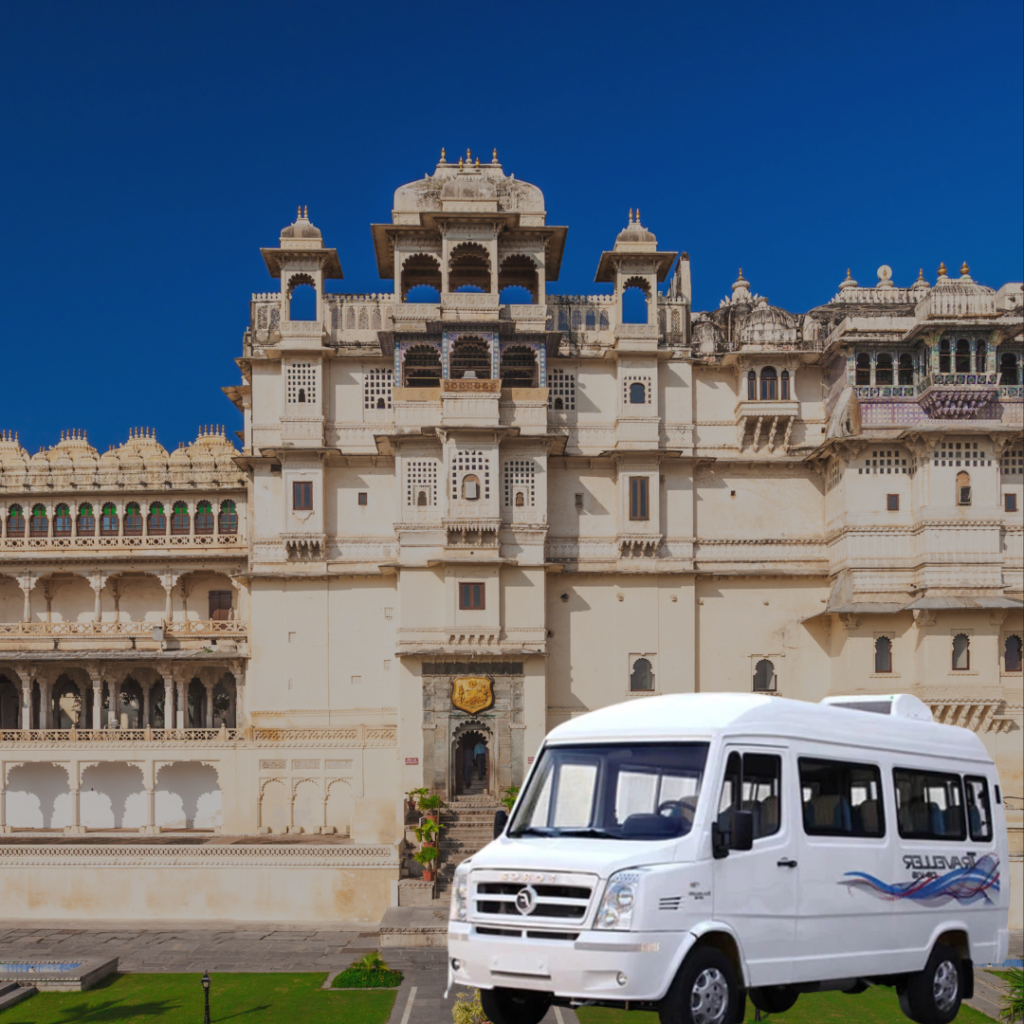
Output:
[479,987,551,1024]
[659,947,739,1024]
[897,943,962,1024]
[749,985,799,1014]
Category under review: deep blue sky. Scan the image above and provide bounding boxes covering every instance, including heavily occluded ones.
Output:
[2,0,1021,454]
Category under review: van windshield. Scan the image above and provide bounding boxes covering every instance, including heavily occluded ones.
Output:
[508,743,709,840]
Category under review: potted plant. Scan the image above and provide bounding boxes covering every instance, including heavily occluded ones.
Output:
[500,785,520,813]
[414,818,443,847]
[414,844,439,882]
[418,793,446,823]
[406,787,428,820]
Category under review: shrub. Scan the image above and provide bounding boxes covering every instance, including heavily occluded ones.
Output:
[1001,966,1023,1023]
[452,989,491,1023]
[332,951,404,989]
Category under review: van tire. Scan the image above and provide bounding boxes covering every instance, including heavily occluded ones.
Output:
[479,987,551,1024]
[659,947,740,1024]
[749,985,799,1014]
[897,943,962,1024]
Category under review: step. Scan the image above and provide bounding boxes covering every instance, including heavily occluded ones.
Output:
[0,984,37,1012]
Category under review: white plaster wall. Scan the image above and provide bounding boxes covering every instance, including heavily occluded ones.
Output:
[0,577,21,622]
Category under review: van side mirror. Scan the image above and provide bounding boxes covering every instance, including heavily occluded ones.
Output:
[493,809,509,839]
[730,810,754,851]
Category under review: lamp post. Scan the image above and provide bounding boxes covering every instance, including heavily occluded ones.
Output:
[201,971,211,1023]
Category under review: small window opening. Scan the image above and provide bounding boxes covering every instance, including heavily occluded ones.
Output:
[1006,493,1019,513]
[939,338,951,373]
[629,382,646,405]
[898,353,914,385]
[462,474,480,500]
[293,481,313,511]
[357,492,368,506]
[952,633,970,671]
[759,366,777,400]
[574,493,584,512]
[975,340,987,373]
[855,353,871,385]
[629,477,649,520]
[297,388,307,403]
[886,494,899,511]
[875,354,893,385]
[752,658,776,692]
[955,339,971,373]
[874,636,892,673]
[417,490,427,507]
[999,353,1019,385]
[747,370,757,399]
[515,491,525,507]
[1004,635,1022,672]
[956,471,971,505]
[459,582,485,610]
[780,369,790,400]
[630,657,654,692]
[554,396,564,410]
[621,285,649,324]
[403,344,442,387]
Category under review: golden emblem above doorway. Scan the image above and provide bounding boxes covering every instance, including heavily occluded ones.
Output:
[451,676,494,715]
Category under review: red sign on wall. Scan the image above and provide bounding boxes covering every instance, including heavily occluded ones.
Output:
[405,757,419,765]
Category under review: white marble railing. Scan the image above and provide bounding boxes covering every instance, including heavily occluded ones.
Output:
[0,534,244,550]
[0,619,246,638]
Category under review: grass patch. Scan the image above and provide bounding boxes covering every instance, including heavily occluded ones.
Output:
[0,972,397,1023]
[331,966,403,988]
[576,985,996,1023]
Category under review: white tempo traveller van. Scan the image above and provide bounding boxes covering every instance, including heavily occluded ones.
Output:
[447,693,1009,1024]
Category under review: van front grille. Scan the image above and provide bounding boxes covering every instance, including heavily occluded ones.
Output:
[470,870,597,926]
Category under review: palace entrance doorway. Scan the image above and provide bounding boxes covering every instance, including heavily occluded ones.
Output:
[452,727,491,798]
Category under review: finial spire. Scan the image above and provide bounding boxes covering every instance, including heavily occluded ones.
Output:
[303,205,308,218]
[628,208,633,223]
[458,156,464,170]
[466,147,471,161]
[917,268,925,281]
[492,148,497,163]
[938,262,947,277]
[636,208,640,223]
[960,261,970,276]
[297,205,301,218]
[440,147,446,162]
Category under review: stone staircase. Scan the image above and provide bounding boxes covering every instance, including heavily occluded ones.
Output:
[436,788,501,898]
[0,981,36,1012]
[965,968,1008,1021]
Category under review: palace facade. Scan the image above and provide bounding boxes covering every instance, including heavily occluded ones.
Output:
[1,153,1021,926]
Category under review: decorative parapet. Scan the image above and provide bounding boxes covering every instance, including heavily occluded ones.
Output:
[915,288,997,320]
[0,620,246,640]
[0,724,397,747]
[0,534,244,552]
[0,843,399,868]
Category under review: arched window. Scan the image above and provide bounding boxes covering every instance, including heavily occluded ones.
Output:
[599,310,610,330]
[752,659,776,692]
[450,339,491,379]
[219,500,238,534]
[6,504,25,537]
[746,370,757,400]
[124,502,142,536]
[77,503,94,536]
[955,339,971,373]
[974,340,987,373]
[53,503,72,536]
[416,490,427,507]
[499,346,538,387]
[30,504,49,537]
[956,471,971,506]
[515,491,525,507]
[855,353,871,385]
[952,633,970,671]
[875,353,893,385]
[621,283,649,324]
[558,308,569,331]
[195,500,214,535]
[553,397,564,410]
[403,344,442,387]
[400,254,442,301]
[100,502,119,536]
[376,397,386,409]
[297,388,306,403]
[1000,352,1020,385]
[148,502,166,535]
[462,474,481,501]
[630,657,654,692]
[1004,635,1022,672]
[939,338,951,373]
[571,309,582,331]
[629,382,647,405]
[874,636,892,673]
[171,501,190,535]
[585,309,596,330]
[780,369,791,400]
[898,353,915,386]
[448,242,491,292]
[287,275,317,321]
[760,367,778,401]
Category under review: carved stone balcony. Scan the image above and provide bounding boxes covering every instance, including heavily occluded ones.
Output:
[278,319,326,349]
[917,373,999,418]
[0,534,244,556]
[440,292,500,320]
[499,388,548,433]
[441,378,501,428]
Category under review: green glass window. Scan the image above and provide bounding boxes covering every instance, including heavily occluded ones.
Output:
[171,501,190,534]
[7,504,25,537]
[148,502,166,533]
[54,503,72,535]
[124,501,143,535]
[101,502,119,536]
[77,503,95,535]
[219,499,238,534]
[30,504,49,536]
[195,499,214,534]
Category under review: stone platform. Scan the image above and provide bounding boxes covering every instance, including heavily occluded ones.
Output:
[379,905,449,948]
[0,956,117,990]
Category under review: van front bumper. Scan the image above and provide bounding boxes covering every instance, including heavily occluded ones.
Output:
[447,923,692,1003]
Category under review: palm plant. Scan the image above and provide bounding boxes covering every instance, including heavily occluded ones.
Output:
[1001,966,1023,1023]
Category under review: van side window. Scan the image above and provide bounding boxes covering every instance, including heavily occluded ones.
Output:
[893,768,966,842]
[799,759,885,838]
[964,776,993,843]
[718,751,782,840]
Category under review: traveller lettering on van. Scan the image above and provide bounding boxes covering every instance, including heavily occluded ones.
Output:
[841,853,999,907]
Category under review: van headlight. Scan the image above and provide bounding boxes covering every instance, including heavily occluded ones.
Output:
[449,866,470,921]
[594,870,641,931]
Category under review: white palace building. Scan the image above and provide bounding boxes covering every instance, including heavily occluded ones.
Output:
[0,153,1021,927]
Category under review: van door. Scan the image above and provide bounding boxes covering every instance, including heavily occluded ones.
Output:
[793,754,893,983]
[712,746,798,987]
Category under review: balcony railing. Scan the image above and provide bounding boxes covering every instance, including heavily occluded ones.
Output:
[0,619,246,639]
[0,534,243,550]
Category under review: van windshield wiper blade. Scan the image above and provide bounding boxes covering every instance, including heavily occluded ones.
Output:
[507,826,557,838]
[556,828,624,840]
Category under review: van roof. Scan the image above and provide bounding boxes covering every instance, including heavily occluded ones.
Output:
[545,693,991,764]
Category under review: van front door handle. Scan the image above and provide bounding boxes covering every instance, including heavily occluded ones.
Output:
[776,858,798,869]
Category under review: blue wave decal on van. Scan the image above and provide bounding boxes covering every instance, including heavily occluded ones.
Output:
[842,854,1000,906]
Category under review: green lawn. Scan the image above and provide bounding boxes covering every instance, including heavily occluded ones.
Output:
[0,973,396,1024]
[576,985,995,1023]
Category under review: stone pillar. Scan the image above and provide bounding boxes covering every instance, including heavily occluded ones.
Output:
[70,762,81,833]
[19,675,32,730]
[39,677,52,730]
[90,674,103,731]
[162,674,175,731]
[142,680,152,729]
[204,683,214,729]
[109,679,121,729]
[18,575,34,623]
[177,679,188,729]
[90,574,105,622]
[163,580,174,624]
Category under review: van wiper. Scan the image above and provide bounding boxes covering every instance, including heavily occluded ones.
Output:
[508,826,557,838]
[557,828,623,840]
